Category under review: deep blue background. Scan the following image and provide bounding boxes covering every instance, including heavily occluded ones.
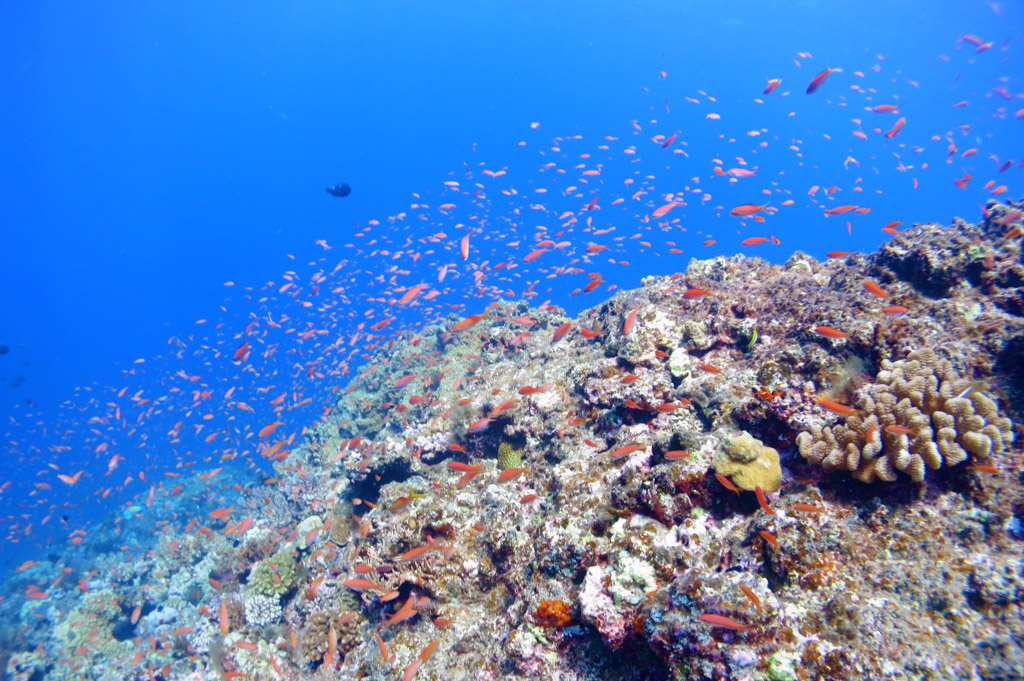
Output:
[1,0,1021,567]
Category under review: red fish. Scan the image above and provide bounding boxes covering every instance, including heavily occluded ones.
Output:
[763,78,781,94]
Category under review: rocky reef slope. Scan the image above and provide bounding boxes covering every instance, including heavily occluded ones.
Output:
[6,201,1024,681]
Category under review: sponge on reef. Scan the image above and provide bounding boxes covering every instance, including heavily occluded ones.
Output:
[796,348,1013,483]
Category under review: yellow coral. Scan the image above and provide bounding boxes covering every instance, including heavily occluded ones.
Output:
[797,348,1013,482]
[497,441,522,470]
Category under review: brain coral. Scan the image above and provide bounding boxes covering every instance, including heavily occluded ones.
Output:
[796,348,1013,483]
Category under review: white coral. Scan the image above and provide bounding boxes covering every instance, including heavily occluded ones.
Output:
[244,594,282,627]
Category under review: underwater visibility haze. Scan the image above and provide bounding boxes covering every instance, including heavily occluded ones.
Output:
[2,1,1024,679]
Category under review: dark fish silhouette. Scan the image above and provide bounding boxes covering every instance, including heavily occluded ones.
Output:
[326,183,351,198]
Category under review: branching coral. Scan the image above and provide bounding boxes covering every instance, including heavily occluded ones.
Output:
[796,348,1013,482]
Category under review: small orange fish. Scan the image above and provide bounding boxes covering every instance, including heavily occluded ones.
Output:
[739,584,762,610]
[219,599,229,637]
[452,312,490,333]
[664,450,690,460]
[884,117,906,138]
[715,473,741,495]
[792,503,825,513]
[862,281,889,298]
[740,236,769,246]
[397,546,432,562]
[729,203,770,217]
[826,250,852,258]
[699,613,750,631]
[652,202,680,218]
[884,425,912,435]
[488,400,520,418]
[806,67,839,95]
[763,78,781,94]
[755,486,774,515]
[552,322,573,342]
[758,529,779,551]
[609,443,646,460]
[57,470,83,485]
[497,467,526,483]
[816,397,856,416]
[699,363,721,374]
[814,325,849,339]
[232,341,250,363]
[682,288,709,299]
[623,309,638,335]
[343,578,381,591]
[882,305,909,315]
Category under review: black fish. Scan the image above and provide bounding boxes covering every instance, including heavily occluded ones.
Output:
[326,183,351,198]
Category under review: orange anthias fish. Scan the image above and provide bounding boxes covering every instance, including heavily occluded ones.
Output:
[763,78,781,95]
[452,312,490,333]
[862,280,890,299]
[806,67,840,94]
[652,202,680,218]
[729,203,771,217]
[699,613,750,631]
[824,204,858,216]
[814,325,849,339]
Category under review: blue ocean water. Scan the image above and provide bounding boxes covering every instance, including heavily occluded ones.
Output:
[0,0,1020,573]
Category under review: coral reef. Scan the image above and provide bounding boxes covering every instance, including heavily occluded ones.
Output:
[4,202,1024,681]
[797,347,1014,482]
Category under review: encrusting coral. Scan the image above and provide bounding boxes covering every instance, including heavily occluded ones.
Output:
[497,441,522,471]
[248,549,299,597]
[712,431,782,492]
[796,348,1014,482]
[300,609,358,664]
